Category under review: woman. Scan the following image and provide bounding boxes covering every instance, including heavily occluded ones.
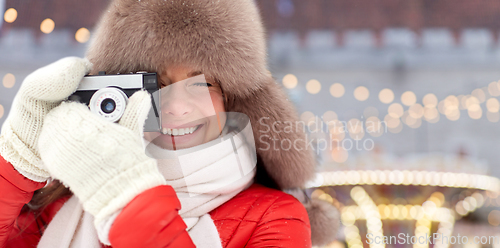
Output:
[0,0,338,247]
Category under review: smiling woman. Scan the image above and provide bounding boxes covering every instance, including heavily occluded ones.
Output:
[0,0,339,247]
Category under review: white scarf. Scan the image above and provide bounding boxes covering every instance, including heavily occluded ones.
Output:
[38,117,257,248]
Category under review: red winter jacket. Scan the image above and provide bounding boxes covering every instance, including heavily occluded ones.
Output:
[0,155,311,248]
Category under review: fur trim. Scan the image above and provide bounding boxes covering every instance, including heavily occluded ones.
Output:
[86,0,267,98]
[86,0,316,190]
[228,78,315,189]
[305,199,340,246]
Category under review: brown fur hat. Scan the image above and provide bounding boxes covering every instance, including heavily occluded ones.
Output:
[86,0,337,245]
[86,0,315,190]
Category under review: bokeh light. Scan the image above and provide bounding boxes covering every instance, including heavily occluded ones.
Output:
[472,88,486,103]
[306,79,321,94]
[330,83,345,98]
[488,210,500,226]
[4,8,17,23]
[457,95,466,109]
[438,100,446,114]
[2,73,15,88]
[408,104,424,118]
[465,96,480,110]
[404,114,416,126]
[384,114,400,129]
[332,147,348,163]
[487,111,500,122]
[424,106,439,120]
[75,27,91,43]
[445,103,460,121]
[388,103,404,118]
[486,98,500,112]
[488,81,500,97]
[407,116,422,128]
[0,104,4,119]
[282,74,298,89]
[300,111,315,122]
[326,241,346,248]
[444,95,459,109]
[423,93,438,107]
[354,86,369,101]
[378,88,394,104]
[40,18,55,34]
[401,91,417,106]
[322,111,338,122]
[468,105,483,119]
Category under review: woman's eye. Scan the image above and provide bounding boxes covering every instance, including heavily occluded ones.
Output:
[193,82,212,87]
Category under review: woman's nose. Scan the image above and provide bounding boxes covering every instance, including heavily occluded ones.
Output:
[161,84,194,117]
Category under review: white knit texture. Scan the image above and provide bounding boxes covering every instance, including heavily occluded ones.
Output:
[0,57,92,182]
[39,116,256,248]
[38,91,166,237]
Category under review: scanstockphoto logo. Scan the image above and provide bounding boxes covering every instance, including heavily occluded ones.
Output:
[257,116,388,154]
[366,233,500,245]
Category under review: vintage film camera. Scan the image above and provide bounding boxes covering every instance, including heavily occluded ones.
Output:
[68,72,161,132]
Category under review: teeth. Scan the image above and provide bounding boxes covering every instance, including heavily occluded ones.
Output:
[164,125,200,136]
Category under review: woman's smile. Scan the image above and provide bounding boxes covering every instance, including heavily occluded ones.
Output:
[161,124,203,136]
[157,123,206,149]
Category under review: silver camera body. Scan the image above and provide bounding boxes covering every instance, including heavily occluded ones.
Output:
[69,72,161,132]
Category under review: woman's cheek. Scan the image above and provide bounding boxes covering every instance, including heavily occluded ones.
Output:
[210,92,226,113]
[210,93,226,132]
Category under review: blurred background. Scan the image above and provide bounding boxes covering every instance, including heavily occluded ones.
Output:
[2,0,500,247]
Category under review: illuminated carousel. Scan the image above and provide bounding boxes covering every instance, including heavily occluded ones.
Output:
[307,151,500,248]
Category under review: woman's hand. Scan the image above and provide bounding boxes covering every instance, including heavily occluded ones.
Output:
[38,91,166,244]
[0,57,92,182]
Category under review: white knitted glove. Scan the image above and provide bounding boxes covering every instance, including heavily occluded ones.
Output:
[0,57,92,182]
[38,90,166,243]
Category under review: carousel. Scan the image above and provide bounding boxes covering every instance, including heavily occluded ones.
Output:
[308,150,500,248]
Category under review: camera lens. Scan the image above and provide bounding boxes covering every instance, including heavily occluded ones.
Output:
[101,99,116,114]
[89,87,129,123]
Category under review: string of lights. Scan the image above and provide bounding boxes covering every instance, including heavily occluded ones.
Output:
[310,170,499,192]
[285,74,500,163]
[289,75,500,127]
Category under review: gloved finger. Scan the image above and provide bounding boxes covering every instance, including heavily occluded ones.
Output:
[118,90,152,136]
[20,57,92,102]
